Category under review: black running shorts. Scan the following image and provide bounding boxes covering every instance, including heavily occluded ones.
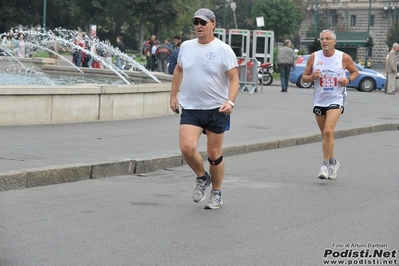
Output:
[313,104,344,116]
[180,108,229,134]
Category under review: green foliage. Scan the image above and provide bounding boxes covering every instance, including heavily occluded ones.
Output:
[0,0,41,30]
[386,21,399,47]
[33,50,50,58]
[1,0,312,53]
[210,0,258,29]
[251,0,301,40]
[308,18,329,33]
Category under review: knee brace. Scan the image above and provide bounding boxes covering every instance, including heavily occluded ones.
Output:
[208,155,223,165]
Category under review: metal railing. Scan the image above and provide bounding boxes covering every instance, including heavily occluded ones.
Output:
[237,57,258,93]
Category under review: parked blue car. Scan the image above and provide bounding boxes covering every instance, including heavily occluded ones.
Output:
[289,55,386,92]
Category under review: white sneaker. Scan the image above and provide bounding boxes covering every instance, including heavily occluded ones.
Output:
[192,172,211,202]
[318,165,329,180]
[328,160,340,180]
[204,190,223,210]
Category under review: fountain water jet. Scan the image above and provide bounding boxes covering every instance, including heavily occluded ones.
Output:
[50,28,160,83]
[0,27,172,125]
[26,42,85,75]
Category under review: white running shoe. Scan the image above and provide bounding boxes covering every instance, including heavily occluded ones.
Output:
[192,172,211,202]
[204,190,223,210]
[328,160,340,180]
[318,165,329,180]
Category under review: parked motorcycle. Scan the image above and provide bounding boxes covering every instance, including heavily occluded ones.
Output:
[257,61,273,86]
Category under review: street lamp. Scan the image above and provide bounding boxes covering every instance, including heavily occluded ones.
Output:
[308,0,319,32]
[43,0,47,30]
[385,1,399,24]
[223,0,237,29]
[314,0,319,32]
[223,0,227,28]
[365,0,371,68]
[230,2,238,29]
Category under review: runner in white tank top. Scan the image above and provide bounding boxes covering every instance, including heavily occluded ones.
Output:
[301,30,359,180]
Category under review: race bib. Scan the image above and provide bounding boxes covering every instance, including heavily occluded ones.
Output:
[320,77,338,87]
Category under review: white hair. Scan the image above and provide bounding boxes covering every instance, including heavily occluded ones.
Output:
[320,29,336,40]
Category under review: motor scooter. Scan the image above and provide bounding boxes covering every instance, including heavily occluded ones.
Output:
[257,61,273,86]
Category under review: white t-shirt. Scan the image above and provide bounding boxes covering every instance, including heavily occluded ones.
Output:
[177,38,238,110]
[151,45,157,55]
[312,50,347,107]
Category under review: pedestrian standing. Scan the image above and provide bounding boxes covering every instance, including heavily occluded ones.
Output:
[156,41,171,74]
[115,36,125,70]
[168,41,181,75]
[276,39,295,92]
[385,43,399,95]
[173,35,181,50]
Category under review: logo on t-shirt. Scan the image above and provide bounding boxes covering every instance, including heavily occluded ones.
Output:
[205,52,217,60]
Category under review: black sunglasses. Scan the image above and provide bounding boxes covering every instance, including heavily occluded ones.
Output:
[192,19,208,26]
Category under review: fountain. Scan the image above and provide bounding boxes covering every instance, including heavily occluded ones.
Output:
[0,27,173,125]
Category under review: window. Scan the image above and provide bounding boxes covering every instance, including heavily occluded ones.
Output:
[350,15,356,26]
[332,15,338,26]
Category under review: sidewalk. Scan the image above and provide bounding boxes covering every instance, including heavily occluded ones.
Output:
[1,83,398,190]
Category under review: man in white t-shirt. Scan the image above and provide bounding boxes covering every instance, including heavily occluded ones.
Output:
[302,29,358,180]
[169,8,239,210]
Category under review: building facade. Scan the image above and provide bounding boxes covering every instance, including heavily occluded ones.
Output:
[299,0,398,65]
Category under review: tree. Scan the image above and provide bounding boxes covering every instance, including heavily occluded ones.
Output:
[74,0,107,33]
[251,0,301,40]
[45,0,84,30]
[0,0,41,32]
[292,0,330,47]
[386,20,399,47]
[231,0,258,29]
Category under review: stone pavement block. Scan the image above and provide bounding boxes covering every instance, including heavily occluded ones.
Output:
[91,160,135,179]
[223,145,246,156]
[135,154,183,174]
[356,126,373,135]
[297,134,322,145]
[0,175,4,191]
[371,123,399,132]
[244,141,279,153]
[0,171,27,191]
[335,128,360,139]
[25,164,92,188]
[278,138,298,148]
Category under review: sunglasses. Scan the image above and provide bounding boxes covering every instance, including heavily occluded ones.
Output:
[192,19,209,26]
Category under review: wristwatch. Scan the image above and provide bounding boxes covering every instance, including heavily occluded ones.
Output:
[347,77,351,83]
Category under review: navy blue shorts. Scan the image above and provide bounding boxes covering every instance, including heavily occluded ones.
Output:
[180,108,230,134]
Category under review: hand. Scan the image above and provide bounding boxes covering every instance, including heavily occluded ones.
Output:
[219,102,233,114]
[169,97,180,114]
[338,77,350,86]
[312,69,321,80]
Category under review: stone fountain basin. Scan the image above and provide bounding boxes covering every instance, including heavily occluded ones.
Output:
[0,57,174,126]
